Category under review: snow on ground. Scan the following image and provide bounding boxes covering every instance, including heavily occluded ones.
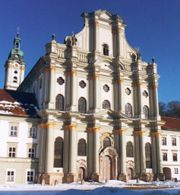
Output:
[0,180,180,194]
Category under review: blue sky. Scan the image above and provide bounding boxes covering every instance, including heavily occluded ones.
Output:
[0,0,180,102]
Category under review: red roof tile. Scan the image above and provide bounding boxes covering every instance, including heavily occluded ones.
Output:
[161,116,180,130]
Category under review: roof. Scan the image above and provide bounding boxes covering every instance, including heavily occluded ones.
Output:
[161,116,180,130]
[0,89,39,118]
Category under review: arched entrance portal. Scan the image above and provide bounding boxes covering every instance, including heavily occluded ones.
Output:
[78,167,85,181]
[102,155,112,180]
[100,147,117,181]
[163,167,171,180]
[127,168,133,180]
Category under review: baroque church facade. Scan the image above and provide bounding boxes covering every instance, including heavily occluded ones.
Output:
[1,10,180,185]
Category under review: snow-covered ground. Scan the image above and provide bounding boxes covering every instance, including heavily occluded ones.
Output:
[0,180,180,194]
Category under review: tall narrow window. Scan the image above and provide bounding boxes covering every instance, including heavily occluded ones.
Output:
[172,137,177,146]
[78,97,87,113]
[103,44,109,56]
[162,137,167,145]
[143,105,149,119]
[28,147,36,158]
[26,170,34,183]
[126,142,134,157]
[173,153,177,161]
[163,152,168,161]
[125,103,133,117]
[78,139,86,156]
[9,125,18,137]
[29,126,37,138]
[8,147,16,157]
[6,170,15,182]
[145,143,152,168]
[13,76,18,83]
[54,137,63,167]
[103,137,111,148]
[55,94,64,111]
[102,100,111,110]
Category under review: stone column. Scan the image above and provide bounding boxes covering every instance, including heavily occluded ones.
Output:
[155,131,164,180]
[149,82,160,120]
[38,123,47,181]
[48,65,56,109]
[134,130,146,178]
[119,78,125,113]
[87,128,93,178]
[139,131,146,174]
[151,132,157,175]
[63,127,69,176]
[65,68,77,112]
[87,126,100,181]
[133,80,143,118]
[113,76,124,112]
[117,129,127,181]
[134,131,140,177]
[70,69,78,112]
[94,74,101,112]
[45,122,55,173]
[39,121,55,185]
[63,123,77,183]
[88,72,101,113]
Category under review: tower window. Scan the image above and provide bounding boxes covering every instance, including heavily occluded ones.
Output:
[103,44,109,56]
[14,70,18,74]
[13,76,17,83]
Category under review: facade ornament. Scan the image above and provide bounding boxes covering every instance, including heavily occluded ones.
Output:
[51,34,56,41]
[151,57,155,64]
[65,34,77,47]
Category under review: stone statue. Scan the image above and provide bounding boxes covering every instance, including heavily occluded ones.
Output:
[65,34,77,47]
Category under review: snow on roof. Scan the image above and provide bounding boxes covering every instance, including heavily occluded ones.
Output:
[0,89,38,118]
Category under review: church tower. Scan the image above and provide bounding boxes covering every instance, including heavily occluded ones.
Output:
[4,33,25,90]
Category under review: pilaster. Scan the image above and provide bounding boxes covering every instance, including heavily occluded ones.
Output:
[48,65,56,109]
[114,128,127,181]
[134,129,146,178]
[87,121,100,181]
[63,122,77,183]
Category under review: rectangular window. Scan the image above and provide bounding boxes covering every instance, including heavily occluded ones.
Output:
[8,147,16,157]
[29,127,37,138]
[28,147,36,158]
[162,137,167,145]
[174,168,178,174]
[173,153,177,161]
[26,170,34,183]
[9,125,18,137]
[172,138,177,146]
[6,170,15,182]
[163,152,167,161]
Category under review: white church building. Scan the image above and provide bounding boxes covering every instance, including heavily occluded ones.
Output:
[0,10,180,185]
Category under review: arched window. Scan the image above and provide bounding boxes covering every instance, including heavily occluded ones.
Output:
[143,105,149,119]
[103,137,111,148]
[103,44,109,56]
[54,137,63,167]
[102,100,111,110]
[126,142,134,157]
[78,97,87,113]
[56,94,64,111]
[78,139,86,156]
[125,103,133,117]
[145,143,152,168]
